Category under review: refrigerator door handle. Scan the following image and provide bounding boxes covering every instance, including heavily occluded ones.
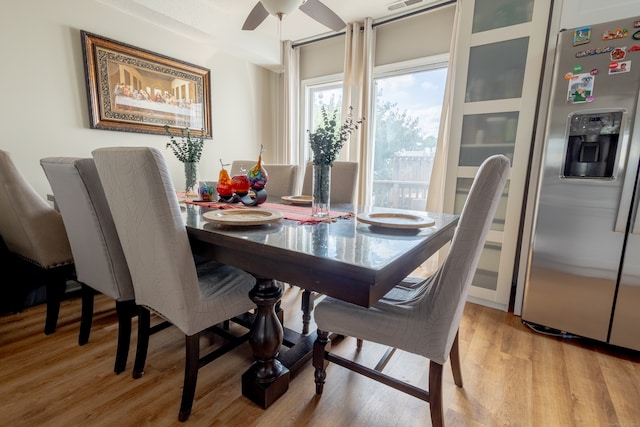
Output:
[615,108,640,233]
[630,166,640,235]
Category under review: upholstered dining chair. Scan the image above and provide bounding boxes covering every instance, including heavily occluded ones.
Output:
[312,155,510,427]
[301,160,359,205]
[40,157,137,374]
[230,159,254,176]
[299,160,358,334]
[0,149,74,334]
[92,146,256,422]
[230,161,300,200]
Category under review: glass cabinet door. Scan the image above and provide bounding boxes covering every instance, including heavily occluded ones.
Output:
[442,0,552,310]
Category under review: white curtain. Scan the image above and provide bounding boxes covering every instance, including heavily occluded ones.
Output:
[282,40,300,164]
[420,2,461,275]
[342,18,375,206]
[426,4,461,214]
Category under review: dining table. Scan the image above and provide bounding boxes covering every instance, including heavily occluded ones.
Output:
[183,200,459,409]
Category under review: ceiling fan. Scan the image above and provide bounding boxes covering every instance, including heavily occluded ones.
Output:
[242,0,346,32]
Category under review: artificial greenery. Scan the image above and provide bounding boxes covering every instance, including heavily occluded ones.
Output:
[163,125,206,163]
[308,106,363,166]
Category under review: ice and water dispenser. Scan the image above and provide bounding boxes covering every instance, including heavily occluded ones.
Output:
[563,111,623,178]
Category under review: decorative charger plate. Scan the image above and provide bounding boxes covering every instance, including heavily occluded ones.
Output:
[281,195,313,205]
[203,209,283,226]
[357,212,435,229]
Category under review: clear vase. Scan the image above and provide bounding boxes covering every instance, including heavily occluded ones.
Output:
[184,161,198,197]
[312,163,331,217]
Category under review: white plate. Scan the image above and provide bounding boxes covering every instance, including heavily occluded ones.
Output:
[202,208,283,226]
[357,212,435,229]
[281,195,313,205]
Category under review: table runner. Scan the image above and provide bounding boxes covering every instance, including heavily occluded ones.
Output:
[184,199,353,224]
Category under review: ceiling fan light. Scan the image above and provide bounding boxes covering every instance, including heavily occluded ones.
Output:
[260,0,303,17]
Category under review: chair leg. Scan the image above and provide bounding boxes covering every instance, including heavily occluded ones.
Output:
[313,329,331,395]
[179,334,200,422]
[44,274,67,335]
[301,289,313,335]
[429,360,444,427]
[114,300,135,374]
[133,306,151,379]
[78,284,94,345]
[449,330,463,387]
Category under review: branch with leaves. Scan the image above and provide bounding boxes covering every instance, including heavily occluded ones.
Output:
[163,125,206,163]
[308,106,364,166]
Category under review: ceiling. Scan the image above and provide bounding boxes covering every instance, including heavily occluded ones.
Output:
[97,0,448,70]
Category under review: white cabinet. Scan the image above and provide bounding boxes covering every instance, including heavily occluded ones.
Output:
[443,0,552,310]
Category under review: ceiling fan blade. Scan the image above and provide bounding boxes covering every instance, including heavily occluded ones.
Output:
[299,0,346,32]
[242,2,269,30]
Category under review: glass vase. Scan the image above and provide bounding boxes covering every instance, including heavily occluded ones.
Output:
[184,161,198,197]
[312,163,331,217]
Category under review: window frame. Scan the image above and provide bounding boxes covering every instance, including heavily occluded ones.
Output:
[367,54,450,207]
[299,73,344,167]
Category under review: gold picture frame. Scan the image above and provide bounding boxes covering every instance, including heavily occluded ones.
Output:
[81,31,211,138]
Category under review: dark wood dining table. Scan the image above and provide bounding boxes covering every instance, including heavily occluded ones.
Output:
[183,202,459,409]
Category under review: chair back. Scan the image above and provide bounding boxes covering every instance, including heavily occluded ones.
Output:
[0,149,72,268]
[92,147,201,332]
[230,161,300,199]
[423,155,509,363]
[262,164,300,199]
[230,160,254,177]
[301,161,358,205]
[40,157,134,302]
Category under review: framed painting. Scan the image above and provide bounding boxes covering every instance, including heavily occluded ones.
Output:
[80,31,212,138]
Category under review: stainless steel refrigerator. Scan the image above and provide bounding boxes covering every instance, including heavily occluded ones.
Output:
[523,17,640,351]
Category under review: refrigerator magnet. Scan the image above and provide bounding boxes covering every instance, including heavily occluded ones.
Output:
[609,61,631,74]
[610,47,627,61]
[566,73,594,104]
[633,30,640,40]
[590,68,599,75]
[602,28,628,40]
[573,27,592,46]
[573,65,583,73]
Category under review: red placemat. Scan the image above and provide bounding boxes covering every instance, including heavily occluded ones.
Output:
[185,199,353,224]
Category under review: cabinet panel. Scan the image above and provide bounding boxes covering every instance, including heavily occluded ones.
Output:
[460,112,518,166]
[465,37,529,102]
[472,0,534,33]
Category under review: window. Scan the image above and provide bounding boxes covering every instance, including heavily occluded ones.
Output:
[371,58,448,210]
[300,58,448,209]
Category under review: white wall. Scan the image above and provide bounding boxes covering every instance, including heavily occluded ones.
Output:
[0,0,276,198]
[560,0,640,28]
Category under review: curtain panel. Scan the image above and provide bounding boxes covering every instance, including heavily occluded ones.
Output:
[342,18,375,206]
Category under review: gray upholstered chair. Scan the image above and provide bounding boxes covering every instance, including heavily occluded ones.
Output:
[299,160,358,334]
[0,149,74,334]
[92,146,256,422]
[312,155,510,427]
[230,159,254,177]
[40,157,137,374]
[301,160,359,205]
[230,161,300,200]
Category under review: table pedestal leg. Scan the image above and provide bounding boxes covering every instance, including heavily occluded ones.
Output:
[242,278,290,408]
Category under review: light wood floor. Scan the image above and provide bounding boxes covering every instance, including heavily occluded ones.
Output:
[1,287,639,427]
